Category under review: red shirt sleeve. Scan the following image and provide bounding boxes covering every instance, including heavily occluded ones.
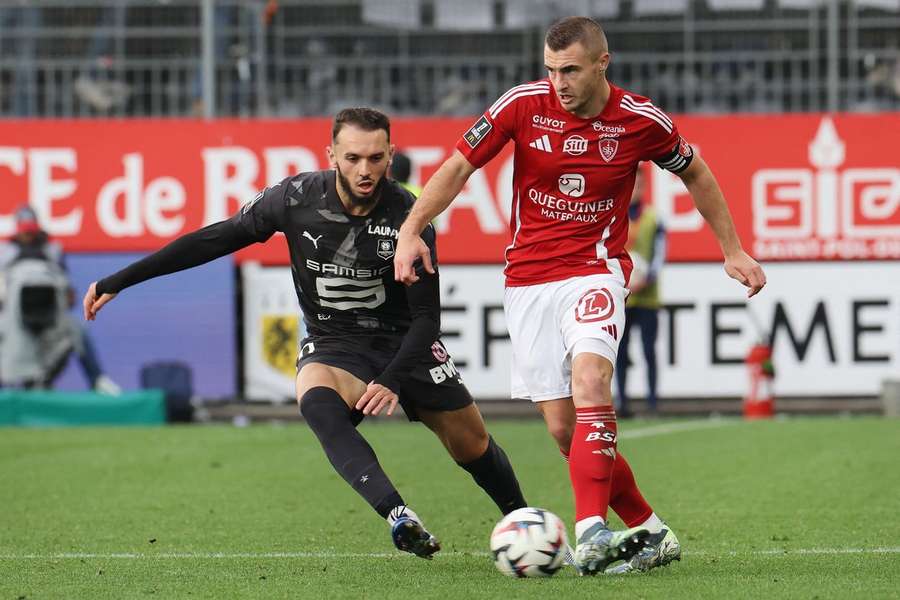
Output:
[639,105,694,173]
[455,94,518,168]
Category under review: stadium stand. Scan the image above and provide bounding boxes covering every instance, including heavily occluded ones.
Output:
[0,0,898,119]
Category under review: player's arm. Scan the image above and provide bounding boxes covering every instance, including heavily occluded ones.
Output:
[397,95,515,285]
[676,155,766,297]
[355,271,441,416]
[358,226,441,416]
[84,184,286,320]
[395,151,475,285]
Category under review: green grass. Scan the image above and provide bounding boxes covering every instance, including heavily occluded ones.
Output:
[1,416,898,599]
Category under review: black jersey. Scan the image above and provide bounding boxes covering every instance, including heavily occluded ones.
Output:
[96,169,441,390]
[230,170,438,338]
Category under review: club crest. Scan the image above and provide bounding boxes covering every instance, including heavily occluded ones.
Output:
[599,137,619,162]
[377,238,395,260]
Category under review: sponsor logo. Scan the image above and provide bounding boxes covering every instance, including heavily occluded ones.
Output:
[429,357,461,384]
[532,114,566,132]
[585,430,617,443]
[599,138,619,162]
[529,134,553,153]
[306,259,391,279]
[602,323,618,340]
[377,238,395,260]
[592,121,626,135]
[464,115,492,148]
[563,135,588,155]
[368,224,399,238]
[302,230,323,249]
[558,173,585,198]
[431,341,448,362]
[575,288,615,323]
[527,188,613,223]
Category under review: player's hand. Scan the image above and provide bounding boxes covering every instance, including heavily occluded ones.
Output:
[394,231,433,285]
[355,382,399,416]
[82,281,117,321]
[724,251,766,298]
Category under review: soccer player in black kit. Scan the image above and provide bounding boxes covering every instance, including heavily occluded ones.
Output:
[82,108,527,560]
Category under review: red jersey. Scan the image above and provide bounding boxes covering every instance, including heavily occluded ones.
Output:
[456,79,693,287]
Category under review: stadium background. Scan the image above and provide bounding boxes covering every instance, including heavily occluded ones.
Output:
[2,0,898,414]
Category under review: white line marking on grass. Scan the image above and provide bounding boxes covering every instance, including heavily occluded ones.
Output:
[2,548,898,560]
[619,418,737,440]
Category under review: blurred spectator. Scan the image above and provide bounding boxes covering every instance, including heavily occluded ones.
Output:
[390,151,422,197]
[0,206,120,393]
[615,168,666,417]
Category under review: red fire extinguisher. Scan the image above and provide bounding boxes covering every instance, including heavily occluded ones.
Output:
[744,343,775,419]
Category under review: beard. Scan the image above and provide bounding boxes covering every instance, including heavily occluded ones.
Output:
[336,164,384,210]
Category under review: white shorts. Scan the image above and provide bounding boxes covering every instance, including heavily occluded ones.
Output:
[504,273,628,402]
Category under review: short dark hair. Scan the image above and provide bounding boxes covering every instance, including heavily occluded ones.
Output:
[545,17,607,58]
[332,107,391,142]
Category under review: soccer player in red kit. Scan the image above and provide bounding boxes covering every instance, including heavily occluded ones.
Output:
[395,17,766,575]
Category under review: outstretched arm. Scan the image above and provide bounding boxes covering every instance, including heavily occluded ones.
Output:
[83,219,257,320]
[677,155,766,297]
[394,151,475,284]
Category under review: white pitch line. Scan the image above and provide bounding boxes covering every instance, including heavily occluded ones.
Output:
[618,418,738,440]
[1,548,898,560]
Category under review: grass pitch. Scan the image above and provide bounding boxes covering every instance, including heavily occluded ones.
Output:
[1,416,898,599]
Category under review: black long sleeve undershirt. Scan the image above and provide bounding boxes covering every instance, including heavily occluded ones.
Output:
[95,220,255,295]
[373,269,441,392]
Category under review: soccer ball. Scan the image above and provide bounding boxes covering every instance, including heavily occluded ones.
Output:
[489,507,568,577]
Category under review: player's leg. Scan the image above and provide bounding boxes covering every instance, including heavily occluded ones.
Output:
[614,308,635,418]
[417,403,527,515]
[562,279,649,574]
[537,396,657,532]
[296,362,439,558]
[636,308,660,414]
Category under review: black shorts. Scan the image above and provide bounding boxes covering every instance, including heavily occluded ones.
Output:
[296,335,473,421]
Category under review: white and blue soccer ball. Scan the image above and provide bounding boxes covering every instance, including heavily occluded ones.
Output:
[490,507,568,578]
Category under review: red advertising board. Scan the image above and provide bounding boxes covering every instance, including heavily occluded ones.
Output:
[1,114,898,264]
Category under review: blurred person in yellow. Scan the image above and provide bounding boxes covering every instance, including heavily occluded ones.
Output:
[615,167,665,418]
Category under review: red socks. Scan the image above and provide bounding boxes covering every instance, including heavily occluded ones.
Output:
[609,452,653,527]
[569,407,618,522]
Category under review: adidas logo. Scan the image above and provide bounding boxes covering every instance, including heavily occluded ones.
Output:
[602,324,618,340]
[529,134,552,152]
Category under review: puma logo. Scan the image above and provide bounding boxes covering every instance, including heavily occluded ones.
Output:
[303,231,323,249]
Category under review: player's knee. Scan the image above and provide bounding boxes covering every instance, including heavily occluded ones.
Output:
[571,367,613,404]
[299,386,352,439]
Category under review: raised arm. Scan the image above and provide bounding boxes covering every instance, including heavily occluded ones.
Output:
[83,219,257,320]
[84,182,288,320]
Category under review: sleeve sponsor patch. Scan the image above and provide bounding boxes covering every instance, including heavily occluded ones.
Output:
[463,115,493,148]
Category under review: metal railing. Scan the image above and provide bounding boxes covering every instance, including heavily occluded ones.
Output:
[0,0,897,118]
